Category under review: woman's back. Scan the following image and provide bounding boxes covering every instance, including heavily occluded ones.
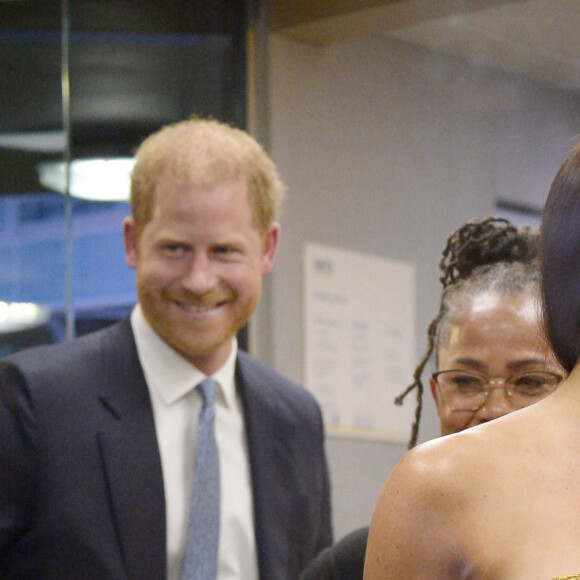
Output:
[365,374,580,579]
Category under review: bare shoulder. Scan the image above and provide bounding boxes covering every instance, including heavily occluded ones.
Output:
[380,429,489,509]
[364,433,489,579]
[364,410,553,579]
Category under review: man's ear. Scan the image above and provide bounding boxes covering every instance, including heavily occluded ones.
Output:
[261,222,280,275]
[123,216,139,269]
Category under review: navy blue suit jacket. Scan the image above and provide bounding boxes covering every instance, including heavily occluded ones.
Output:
[0,319,332,579]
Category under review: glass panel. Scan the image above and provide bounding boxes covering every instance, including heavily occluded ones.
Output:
[0,0,248,356]
[0,0,66,355]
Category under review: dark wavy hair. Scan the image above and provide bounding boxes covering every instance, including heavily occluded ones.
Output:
[395,217,540,448]
[541,141,580,374]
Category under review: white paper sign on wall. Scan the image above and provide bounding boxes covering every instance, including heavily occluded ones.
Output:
[303,243,416,442]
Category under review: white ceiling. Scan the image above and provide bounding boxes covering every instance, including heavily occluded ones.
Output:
[274,0,580,96]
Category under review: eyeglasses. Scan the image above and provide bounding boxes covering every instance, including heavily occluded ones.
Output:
[432,369,564,412]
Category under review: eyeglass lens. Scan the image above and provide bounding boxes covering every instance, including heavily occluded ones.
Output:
[435,370,561,412]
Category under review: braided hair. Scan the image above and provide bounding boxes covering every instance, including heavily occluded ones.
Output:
[395,217,540,448]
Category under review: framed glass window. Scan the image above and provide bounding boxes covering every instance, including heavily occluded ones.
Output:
[0,0,248,356]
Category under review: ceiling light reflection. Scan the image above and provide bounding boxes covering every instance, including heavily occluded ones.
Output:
[0,301,51,334]
[37,158,134,202]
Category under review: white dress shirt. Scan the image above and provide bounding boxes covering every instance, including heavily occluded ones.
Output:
[131,306,259,580]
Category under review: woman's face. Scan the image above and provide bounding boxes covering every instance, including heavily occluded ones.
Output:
[431,292,563,436]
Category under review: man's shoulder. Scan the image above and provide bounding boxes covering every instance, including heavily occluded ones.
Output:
[236,350,322,413]
[4,319,133,378]
[236,349,296,384]
[236,350,308,392]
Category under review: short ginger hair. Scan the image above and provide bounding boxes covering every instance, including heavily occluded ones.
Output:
[130,117,286,235]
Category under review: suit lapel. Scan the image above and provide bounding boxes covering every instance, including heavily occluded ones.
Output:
[236,353,300,579]
[97,320,166,580]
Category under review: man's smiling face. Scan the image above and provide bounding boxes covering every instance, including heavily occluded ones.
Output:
[123,172,278,375]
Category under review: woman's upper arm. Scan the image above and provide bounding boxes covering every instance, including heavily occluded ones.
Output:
[363,443,465,579]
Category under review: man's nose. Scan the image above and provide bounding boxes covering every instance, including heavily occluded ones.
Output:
[181,253,217,293]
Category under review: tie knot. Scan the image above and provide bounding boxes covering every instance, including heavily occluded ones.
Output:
[197,378,219,407]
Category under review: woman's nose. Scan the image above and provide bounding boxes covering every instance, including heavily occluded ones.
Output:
[477,385,513,421]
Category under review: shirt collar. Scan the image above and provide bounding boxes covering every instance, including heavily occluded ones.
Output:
[130,305,238,408]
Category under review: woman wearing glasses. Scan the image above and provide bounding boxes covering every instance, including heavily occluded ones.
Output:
[364,150,580,578]
[301,217,564,580]
[396,216,563,447]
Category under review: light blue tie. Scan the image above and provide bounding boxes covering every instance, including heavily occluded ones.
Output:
[181,378,220,580]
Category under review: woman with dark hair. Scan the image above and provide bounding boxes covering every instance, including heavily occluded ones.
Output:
[365,145,580,579]
[541,148,580,375]
[396,216,549,448]
[301,217,563,580]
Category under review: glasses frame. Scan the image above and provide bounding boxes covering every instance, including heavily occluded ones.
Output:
[431,368,565,412]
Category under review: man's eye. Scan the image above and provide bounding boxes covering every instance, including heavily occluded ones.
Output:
[214,245,241,257]
[163,244,186,256]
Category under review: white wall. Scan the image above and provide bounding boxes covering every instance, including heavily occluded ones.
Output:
[266,33,580,538]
